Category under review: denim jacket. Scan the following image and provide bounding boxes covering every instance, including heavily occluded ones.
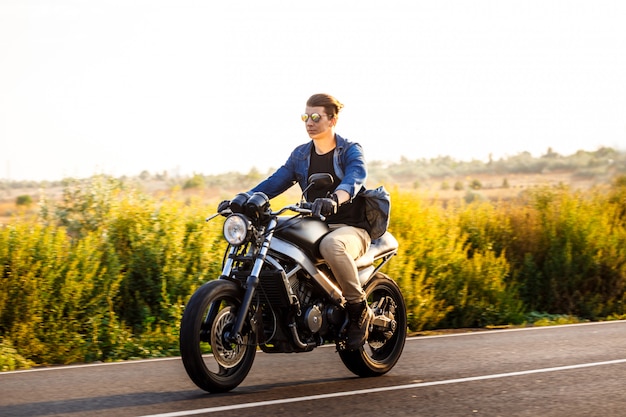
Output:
[249,134,367,200]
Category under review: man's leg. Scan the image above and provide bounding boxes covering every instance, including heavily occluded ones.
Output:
[319,225,372,349]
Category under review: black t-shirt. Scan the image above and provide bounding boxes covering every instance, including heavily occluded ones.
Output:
[308,147,370,232]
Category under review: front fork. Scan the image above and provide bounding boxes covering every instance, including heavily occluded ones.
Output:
[223,218,277,344]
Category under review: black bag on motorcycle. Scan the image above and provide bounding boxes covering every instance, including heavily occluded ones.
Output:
[360,185,390,240]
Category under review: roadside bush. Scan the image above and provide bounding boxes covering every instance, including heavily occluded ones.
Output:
[504,186,626,319]
[41,176,122,239]
[0,221,124,364]
[0,338,34,371]
[15,195,33,207]
[1,179,226,366]
[1,177,625,368]
[609,174,626,222]
[106,192,225,333]
[469,179,482,190]
[385,191,524,330]
[384,193,454,330]
[183,174,205,190]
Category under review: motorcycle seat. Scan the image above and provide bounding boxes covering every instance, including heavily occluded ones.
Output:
[355,232,399,268]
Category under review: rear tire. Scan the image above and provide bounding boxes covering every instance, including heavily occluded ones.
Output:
[180,280,256,393]
[339,273,406,377]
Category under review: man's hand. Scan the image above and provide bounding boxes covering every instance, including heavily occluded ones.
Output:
[312,197,337,217]
[217,200,230,213]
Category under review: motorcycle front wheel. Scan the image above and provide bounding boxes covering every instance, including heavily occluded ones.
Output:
[339,272,407,377]
[179,279,256,393]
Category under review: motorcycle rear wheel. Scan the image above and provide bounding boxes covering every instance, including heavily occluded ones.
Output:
[339,273,407,377]
[180,280,256,393]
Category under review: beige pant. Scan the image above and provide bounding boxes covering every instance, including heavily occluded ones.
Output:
[319,224,371,303]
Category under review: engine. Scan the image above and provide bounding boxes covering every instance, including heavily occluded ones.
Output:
[254,265,345,352]
[291,276,344,337]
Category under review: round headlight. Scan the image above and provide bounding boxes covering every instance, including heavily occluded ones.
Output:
[223,214,251,246]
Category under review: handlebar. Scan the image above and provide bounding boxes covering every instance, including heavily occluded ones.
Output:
[207,203,325,222]
[271,204,312,216]
[281,205,327,221]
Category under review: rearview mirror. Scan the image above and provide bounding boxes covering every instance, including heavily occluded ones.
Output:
[302,173,334,204]
[307,173,334,189]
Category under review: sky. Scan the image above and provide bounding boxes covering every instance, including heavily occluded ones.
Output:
[1,0,625,181]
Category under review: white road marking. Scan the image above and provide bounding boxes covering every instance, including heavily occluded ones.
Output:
[0,356,183,374]
[136,358,626,417]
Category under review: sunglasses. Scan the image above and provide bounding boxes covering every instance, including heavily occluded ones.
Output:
[301,113,327,123]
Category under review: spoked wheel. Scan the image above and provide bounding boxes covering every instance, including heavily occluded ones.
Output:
[339,272,407,377]
[180,280,256,393]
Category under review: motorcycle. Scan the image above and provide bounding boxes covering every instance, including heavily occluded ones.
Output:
[179,173,406,393]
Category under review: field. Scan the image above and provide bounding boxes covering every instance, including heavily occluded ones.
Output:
[1,149,625,370]
[0,169,608,224]
[3,146,622,215]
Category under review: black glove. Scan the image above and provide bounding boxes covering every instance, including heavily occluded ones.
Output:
[217,200,230,213]
[312,197,337,217]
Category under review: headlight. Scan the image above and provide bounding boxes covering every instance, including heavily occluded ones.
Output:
[223,214,251,246]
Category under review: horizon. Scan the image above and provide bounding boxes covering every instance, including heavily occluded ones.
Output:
[2,144,622,184]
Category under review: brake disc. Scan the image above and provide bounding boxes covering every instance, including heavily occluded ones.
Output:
[210,306,250,368]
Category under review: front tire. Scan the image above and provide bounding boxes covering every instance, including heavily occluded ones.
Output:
[339,273,407,377]
[180,280,256,393]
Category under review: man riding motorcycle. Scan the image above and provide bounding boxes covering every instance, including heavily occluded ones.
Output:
[219,93,373,350]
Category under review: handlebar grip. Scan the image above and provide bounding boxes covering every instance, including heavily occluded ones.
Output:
[298,202,325,220]
[206,209,232,222]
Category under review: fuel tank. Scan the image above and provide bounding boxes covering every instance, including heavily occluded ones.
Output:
[273,216,330,260]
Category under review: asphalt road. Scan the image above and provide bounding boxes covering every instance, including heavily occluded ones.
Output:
[1,321,626,417]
